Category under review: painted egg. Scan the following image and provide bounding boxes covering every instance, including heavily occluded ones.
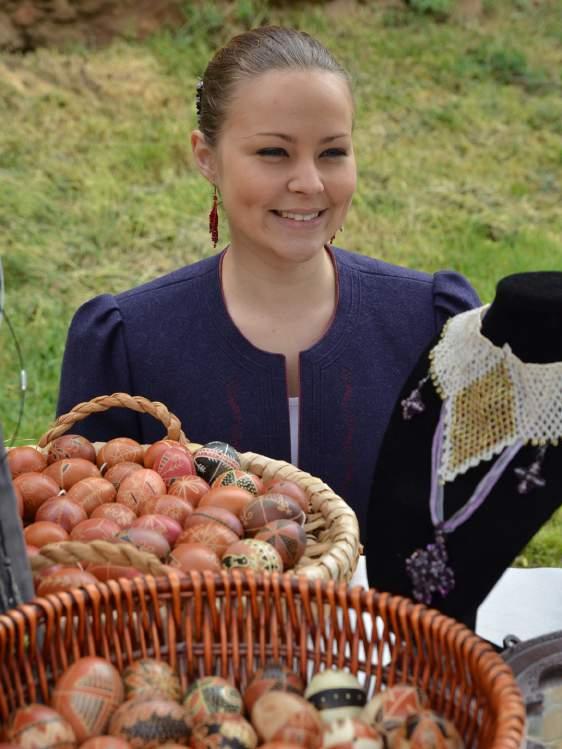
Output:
[244,660,305,713]
[70,518,120,542]
[36,567,98,595]
[90,503,138,529]
[305,670,366,723]
[132,514,183,546]
[7,446,47,478]
[261,479,309,512]
[251,692,323,748]
[194,441,241,483]
[197,487,255,518]
[211,469,263,496]
[222,538,284,573]
[87,564,144,582]
[169,543,222,573]
[123,658,182,702]
[190,712,257,749]
[13,472,60,521]
[144,439,186,469]
[8,704,76,749]
[47,434,96,465]
[117,469,166,514]
[24,521,69,548]
[153,447,196,487]
[26,544,40,557]
[168,476,210,507]
[175,522,239,558]
[390,710,463,749]
[36,497,87,532]
[67,477,116,515]
[14,484,24,518]
[138,495,194,525]
[52,656,124,741]
[34,563,69,586]
[80,738,130,749]
[109,699,191,748]
[258,744,302,749]
[254,519,307,568]
[116,527,170,559]
[184,506,243,537]
[97,438,144,470]
[361,686,429,734]
[183,676,244,724]
[242,494,306,535]
[104,462,144,492]
[43,458,101,490]
[323,717,385,749]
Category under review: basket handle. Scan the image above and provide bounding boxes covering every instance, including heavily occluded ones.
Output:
[37,393,190,448]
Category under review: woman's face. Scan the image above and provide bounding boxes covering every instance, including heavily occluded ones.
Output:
[193,68,356,268]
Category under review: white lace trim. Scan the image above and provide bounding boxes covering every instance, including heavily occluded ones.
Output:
[430,305,562,482]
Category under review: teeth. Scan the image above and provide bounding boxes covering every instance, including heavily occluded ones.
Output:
[278,211,320,221]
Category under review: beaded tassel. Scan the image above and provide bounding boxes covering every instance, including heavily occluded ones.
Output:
[514,445,547,494]
[405,527,455,605]
[401,375,430,420]
[209,187,219,248]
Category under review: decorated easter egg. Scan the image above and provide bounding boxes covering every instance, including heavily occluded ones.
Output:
[70,518,120,542]
[222,539,284,573]
[169,543,222,573]
[190,712,257,749]
[14,484,24,517]
[80,738,130,749]
[43,458,101,490]
[104,462,144,492]
[67,477,116,515]
[252,692,323,748]
[144,439,186,469]
[123,658,182,702]
[117,469,166,514]
[175,522,239,558]
[254,519,307,568]
[304,669,367,723]
[241,494,306,536]
[24,521,69,548]
[361,686,429,734]
[109,699,191,748]
[323,717,385,749]
[90,503,138,529]
[153,447,196,487]
[257,744,301,749]
[184,676,244,724]
[184,506,243,537]
[138,495,194,525]
[261,479,309,512]
[194,441,241,483]
[47,434,96,465]
[36,567,98,596]
[8,704,77,749]
[244,660,305,713]
[168,476,210,506]
[197,486,255,518]
[132,514,183,546]
[116,527,170,559]
[211,469,262,496]
[97,438,144,470]
[7,446,47,478]
[14,471,60,521]
[390,710,464,749]
[52,656,124,741]
[87,564,143,582]
[36,497,87,532]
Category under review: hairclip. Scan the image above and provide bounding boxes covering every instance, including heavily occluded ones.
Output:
[195,80,204,125]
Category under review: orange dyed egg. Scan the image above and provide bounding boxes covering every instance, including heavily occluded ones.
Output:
[13,484,24,518]
[211,469,263,496]
[183,506,243,537]
[169,543,222,574]
[138,495,194,525]
[36,567,98,596]
[7,446,47,478]
[175,523,239,558]
[87,564,143,582]
[13,472,60,521]
[167,476,210,506]
[97,438,144,470]
[8,704,76,749]
[47,434,96,465]
[80,738,130,749]
[109,700,190,748]
[116,527,170,560]
[261,479,309,512]
[152,446,196,487]
[24,521,69,548]
[43,458,101,491]
[116,469,166,514]
[252,692,323,748]
[197,486,255,518]
[36,497,87,532]
[132,514,182,546]
[144,439,185,468]
[70,518,120,542]
[67,477,116,515]
[103,461,144,492]
[90,503,137,529]
[122,658,182,702]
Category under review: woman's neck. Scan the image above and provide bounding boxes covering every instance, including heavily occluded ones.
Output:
[481,272,562,363]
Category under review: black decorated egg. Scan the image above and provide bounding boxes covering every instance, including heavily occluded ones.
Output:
[123,658,182,702]
[190,712,258,749]
[361,685,430,735]
[390,710,464,749]
[222,539,284,573]
[183,676,243,724]
[109,699,190,748]
[194,442,241,484]
[323,717,385,749]
[244,660,305,713]
[304,669,366,723]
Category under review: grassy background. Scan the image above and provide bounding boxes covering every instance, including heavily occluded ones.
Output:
[1,0,561,564]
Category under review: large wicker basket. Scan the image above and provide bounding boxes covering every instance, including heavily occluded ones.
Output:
[28,393,361,582]
[0,571,525,747]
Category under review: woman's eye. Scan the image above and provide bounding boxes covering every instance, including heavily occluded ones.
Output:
[322,148,348,158]
[257,147,287,157]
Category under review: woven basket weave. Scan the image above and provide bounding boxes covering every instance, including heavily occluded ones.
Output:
[0,571,525,747]
[28,393,361,582]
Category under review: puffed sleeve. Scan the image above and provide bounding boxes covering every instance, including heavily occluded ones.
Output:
[432,270,481,332]
[56,294,143,442]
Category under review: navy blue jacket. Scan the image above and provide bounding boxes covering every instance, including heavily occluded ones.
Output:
[57,248,480,540]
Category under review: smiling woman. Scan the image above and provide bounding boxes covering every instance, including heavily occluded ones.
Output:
[56,26,480,540]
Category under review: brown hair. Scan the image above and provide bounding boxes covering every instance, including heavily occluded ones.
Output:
[196,26,353,146]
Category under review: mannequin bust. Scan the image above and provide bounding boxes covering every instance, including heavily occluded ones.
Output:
[366,272,562,629]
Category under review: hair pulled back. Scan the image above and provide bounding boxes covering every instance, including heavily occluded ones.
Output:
[196,26,352,146]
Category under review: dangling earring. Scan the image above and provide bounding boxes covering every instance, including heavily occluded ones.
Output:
[209,185,219,248]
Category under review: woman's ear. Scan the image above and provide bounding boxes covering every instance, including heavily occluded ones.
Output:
[191,129,216,183]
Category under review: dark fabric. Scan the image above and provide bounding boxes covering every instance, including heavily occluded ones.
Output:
[57,247,480,541]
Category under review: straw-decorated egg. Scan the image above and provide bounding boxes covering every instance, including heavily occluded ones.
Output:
[252,692,323,748]
[175,522,239,558]
[43,458,101,490]
[305,670,366,723]
[139,495,194,525]
[123,658,182,702]
[153,447,196,487]
[169,543,222,573]
[211,469,262,496]
[8,704,77,749]
[117,469,166,514]
[168,476,210,507]
[244,660,305,713]
[241,495,306,536]
[97,438,144,470]
[183,677,243,724]
[322,717,385,749]
[361,686,429,734]
[194,441,241,483]
[70,518,120,542]
[7,446,47,478]
[80,738,130,749]
[90,503,137,529]
[222,539,284,573]
[67,477,116,515]
[116,527,170,559]
[254,519,307,567]
[103,462,144,492]
[47,435,96,465]
[190,712,257,749]
[109,699,191,748]
[52,656,124,742]
[390,710,463,749]
[36,497,87,532]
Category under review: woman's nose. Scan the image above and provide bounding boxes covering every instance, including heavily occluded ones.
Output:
[288,161,324,194]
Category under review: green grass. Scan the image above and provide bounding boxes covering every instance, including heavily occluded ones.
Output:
[1,0,561,564]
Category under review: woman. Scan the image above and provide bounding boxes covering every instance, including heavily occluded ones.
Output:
[57,26,479,540]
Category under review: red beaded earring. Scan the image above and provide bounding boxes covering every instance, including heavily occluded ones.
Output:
[209,186,219,247]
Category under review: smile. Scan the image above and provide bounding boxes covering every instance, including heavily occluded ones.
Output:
[274,210,324,222]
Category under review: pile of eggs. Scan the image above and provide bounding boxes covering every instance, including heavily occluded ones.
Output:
[3,657,464,749]
[8,437,311,593]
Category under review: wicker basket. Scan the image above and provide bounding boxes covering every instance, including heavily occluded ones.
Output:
[28,393,361,582]
[0,571,525,747]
